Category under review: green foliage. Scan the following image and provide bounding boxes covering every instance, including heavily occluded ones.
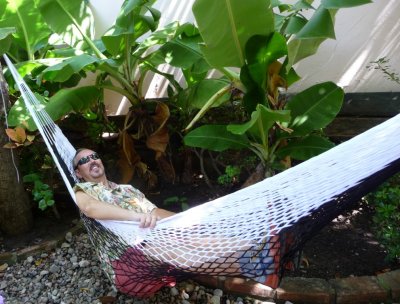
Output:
[217,165,241,186]
[0,0,373,183]
[183,0,370,176]
[367,173,400,261]
[367,57,400,86]
[23,173,55,211]
[163,196,189,212]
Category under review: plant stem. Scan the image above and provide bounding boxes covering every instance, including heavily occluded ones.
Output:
[98,84,137,104]
[185,84,232,130]
[55,0,106,60]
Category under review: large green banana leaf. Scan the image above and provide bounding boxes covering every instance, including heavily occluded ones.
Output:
[322,0,372,8]
[0,0,52,59]
[192,0,274,68]
[228,105,290,142]
[102,0,160,57]
[276,134,335,160]
[286,0,371,69]
[41,54,99,82]
[184,125,250,152]
[285,81,344,136]
[8,86,101,131]
[35,0,95,52]
[0,27,15,54]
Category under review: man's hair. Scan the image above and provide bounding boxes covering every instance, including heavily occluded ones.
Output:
[72,148,90,169]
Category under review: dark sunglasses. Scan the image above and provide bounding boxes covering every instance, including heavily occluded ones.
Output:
[75,152,100,169]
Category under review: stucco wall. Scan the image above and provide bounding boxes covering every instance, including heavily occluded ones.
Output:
[89,0,400,114]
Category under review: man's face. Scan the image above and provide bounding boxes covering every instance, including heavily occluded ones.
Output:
[74,149,105,182]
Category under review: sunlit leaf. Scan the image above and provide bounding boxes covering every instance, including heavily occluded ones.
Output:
[285,81,343,136]
[193,0,274,68]
[35,0,95,49]
[0,0,51,58]
[295,6,336,39]
[184,125,250,151]
[0,27,15,54]
[322,0,372,8]
[41,54,98,82]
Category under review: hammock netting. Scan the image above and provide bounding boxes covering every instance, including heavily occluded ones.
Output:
[4,55,400,298]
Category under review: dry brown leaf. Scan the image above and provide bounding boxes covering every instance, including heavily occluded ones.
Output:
[3,142,17,149]
[151,102,170,127]
[146,126,169,155]
[15,126,27,143]
[5,128,17,141]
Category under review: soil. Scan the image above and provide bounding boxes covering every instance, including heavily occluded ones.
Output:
[1,179,399,281]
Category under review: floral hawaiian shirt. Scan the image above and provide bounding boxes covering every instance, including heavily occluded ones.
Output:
[73,181,157,213]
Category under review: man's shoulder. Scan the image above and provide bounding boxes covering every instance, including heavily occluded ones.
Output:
[73,182,99,192]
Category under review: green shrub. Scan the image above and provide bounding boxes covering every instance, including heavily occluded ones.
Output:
[163,196,189,212]
[367,173,400,261]
[217,165,241,186]
[23,173,55,211]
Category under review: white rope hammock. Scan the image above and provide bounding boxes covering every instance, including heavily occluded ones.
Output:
[4,54,400,297]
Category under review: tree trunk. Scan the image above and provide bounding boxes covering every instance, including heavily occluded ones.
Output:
[0,63,33,235]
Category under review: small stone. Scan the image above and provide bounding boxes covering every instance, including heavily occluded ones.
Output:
[65,232,73,242]
[26,256,34,263]
[0,263,8,272]
[70,256,78,263]
[170,287,179,296]
[182,290,189,299]
[185,283,195,293]
[214,288,223,297]
[210,295,220,304]
[49,264,60,274]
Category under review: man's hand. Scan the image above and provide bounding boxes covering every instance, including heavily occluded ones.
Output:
[138,213,159,228]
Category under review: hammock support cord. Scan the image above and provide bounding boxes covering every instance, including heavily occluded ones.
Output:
[5,54,400,297]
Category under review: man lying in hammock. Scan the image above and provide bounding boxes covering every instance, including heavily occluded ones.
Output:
[72,148,282,296]
[73,148,175,228]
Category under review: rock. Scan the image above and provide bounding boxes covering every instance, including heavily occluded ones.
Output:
[0,263,8,272]
[210,295,221,304]
[49,264,60,274]
[65,232,73,243]
[214,288,224,297]
[170,287,179,296]
[26,256,34,263]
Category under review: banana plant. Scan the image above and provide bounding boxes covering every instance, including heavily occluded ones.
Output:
[0,0,189,185]
[182,0,371,177]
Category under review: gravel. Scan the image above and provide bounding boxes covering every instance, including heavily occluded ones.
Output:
[0,232,270,304]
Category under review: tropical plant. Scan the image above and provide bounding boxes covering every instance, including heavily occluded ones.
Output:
[0,0,192,186]
[180,0,371,178]
[217,165,241,187]
[23,173,55,212]
[367,173,400,261]
[367,57,400,86]
[163,195,189,212]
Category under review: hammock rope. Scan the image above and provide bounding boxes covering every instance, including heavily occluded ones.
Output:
[4,54,400,298]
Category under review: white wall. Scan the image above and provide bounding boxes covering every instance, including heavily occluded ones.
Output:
[291,0,400,93]
[89,0,400,111]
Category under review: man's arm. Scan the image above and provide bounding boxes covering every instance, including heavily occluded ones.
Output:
[75,191,160,228]
[151,207,175,219]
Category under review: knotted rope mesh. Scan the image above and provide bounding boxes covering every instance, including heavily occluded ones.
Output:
[5,55,400,298]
